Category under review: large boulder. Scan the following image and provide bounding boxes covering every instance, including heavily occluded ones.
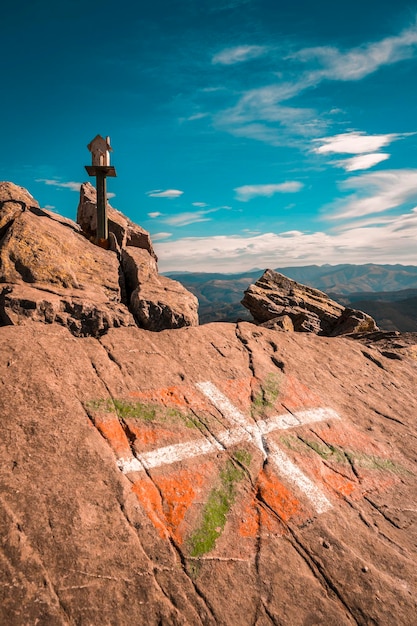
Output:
[77,182,157,258]
[0,182,198,335]
[122,247,199,330]
[0,183,134,336]
[242,269,378,336]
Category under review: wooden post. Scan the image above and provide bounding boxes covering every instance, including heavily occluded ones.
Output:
[96,169,108,244]
[85,135,117,248]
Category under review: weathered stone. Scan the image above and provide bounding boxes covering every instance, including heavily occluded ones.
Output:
[260,314,294,331]
[0,182,199,335]
[242,269,378,336]
[0,283,134,336]
[77,182,157,259]
[0,181,39,235]
[122,247,199,330]
[330,307,378,336]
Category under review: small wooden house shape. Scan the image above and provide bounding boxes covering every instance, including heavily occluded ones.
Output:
[87,134,112,166]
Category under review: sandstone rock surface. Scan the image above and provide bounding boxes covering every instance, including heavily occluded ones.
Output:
[1,182,417,626]
[122,247,199,331]
[1,321,416,625]
[0,182,198,334]
[242,269,378,336]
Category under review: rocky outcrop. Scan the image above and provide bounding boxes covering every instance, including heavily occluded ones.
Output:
[1,181,417,625]
[242,269,378,336]
[77,182,157,258]
[0,182,198,335]
[122,247,199,330]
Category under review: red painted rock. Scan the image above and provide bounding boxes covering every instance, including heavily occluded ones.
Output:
[1,321,417,625]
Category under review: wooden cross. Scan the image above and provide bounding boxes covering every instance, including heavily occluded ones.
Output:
[85,135,117,248]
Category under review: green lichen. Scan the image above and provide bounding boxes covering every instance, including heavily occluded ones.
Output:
[233,449,252,467]
[251,373,281,417]
[86,398,157,421]
[85,397,201,426]
[189,459,246,557]
[280,435,409,475]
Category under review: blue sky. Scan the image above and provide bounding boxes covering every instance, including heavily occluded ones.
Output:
[2,0,417,272]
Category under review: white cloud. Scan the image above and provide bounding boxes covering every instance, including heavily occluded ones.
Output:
[162,206,229,227]
[146,189,184,198]
[43,204,55,210]
[215,84,323,145]
[234,181,303,201]
[212,45,267,65]
[148,211,162,218]
[214,20,417,146]
[192,202,209,207]
[187,113,209,121]
[313,132,405,155]
[163,212,212,227]
[330,168,417,219]
[151,232,172,241]
[36,179,81,192]
[107,192,116,199]
[335,153,390,172]
[293,21,417,82]
[155,207,417,273]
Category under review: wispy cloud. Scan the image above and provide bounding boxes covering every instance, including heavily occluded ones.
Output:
[215,85,323,146]
[234,181,303,201]
[187,112,209,121]
[151,232,172,241]
[292,20,417,82]
[148,211,162,218]
[212,45,268,65]
[36,178,81,191]
[214,20,417,146]
[107,192,116,199]
[155,207,417,272]
[162,206,229,227]
[329,168,417,219]
[192,202,209,207]
[313,132,406,155]
[146,189,184,198]
[334,153,390,172]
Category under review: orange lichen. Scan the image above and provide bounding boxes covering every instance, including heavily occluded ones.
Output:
[94,417,132,458]
[320,467,356,498]
[239,468,304,537]
[154,468,208,544]
[258,468,303,523]
[125,422,180,448]
[132,465,213,544]
[131,478,169,539]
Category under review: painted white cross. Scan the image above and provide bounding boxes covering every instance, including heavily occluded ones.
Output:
[118,381,340,514]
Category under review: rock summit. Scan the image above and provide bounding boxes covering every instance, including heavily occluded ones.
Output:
[1,182,416,625]
[0,182,198,335]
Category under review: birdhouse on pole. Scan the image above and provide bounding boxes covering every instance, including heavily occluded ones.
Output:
[88,134,112,166]
[85,134,117,248]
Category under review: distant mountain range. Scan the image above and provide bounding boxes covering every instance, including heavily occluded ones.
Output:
[165,264,417,331]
